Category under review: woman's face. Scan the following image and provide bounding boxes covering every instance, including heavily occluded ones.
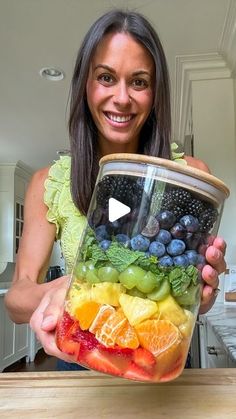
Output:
[86,32,155,155]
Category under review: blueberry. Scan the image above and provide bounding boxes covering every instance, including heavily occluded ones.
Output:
[170,223,187,239]
[155,229,171,244]
[99,240,111,250]
[196,254,206,269]
[173,255,189,267]
[95,225,110,242]
[185,250,198,265]
[185,232,202,250]
[167,239,186,256]
[141,216,160,238]
[159,255,174,267]
[180,215,199,233]
[156,210,176,230]
[107,220,120,234]
[149,241,166,258]
[130,234,150,251]
[115,233,130,248]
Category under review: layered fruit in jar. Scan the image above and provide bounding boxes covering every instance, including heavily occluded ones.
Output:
[56,165,227,382]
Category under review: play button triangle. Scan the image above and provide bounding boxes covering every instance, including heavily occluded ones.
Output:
[108,197,131,222]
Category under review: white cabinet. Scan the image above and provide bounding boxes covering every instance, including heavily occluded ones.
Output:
[199,315,236,368]
[0,294,29,372]
[0,161,33,262]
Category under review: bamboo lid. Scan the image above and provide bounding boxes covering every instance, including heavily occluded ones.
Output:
[99,153,230,200]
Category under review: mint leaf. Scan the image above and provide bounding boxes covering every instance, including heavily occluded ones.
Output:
[106,242,141,272]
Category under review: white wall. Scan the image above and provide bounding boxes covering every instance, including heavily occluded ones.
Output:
[192,78,236,264]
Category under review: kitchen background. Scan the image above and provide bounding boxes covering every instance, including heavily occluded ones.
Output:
[0,0,236,372]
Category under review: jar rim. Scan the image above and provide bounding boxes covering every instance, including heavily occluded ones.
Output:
[99,153,230,199]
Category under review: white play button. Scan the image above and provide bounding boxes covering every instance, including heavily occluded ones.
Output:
[108,198,131,222]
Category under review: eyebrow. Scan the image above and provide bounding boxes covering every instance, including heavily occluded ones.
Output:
[94,64,151,77]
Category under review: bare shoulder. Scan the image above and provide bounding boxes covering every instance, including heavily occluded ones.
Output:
[27,166,50,195]
[184,156,211,174]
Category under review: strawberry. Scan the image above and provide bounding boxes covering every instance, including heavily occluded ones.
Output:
[84,349,122,376]
[133,348,156,371]
[56,311,76,348]
[124,361,153,382]
[71,325,99,350]
[159,357,183,382]
[99,346,134,358]
[60,339,81,357]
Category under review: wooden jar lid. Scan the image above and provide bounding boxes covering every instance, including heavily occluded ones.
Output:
[99,153,230,205]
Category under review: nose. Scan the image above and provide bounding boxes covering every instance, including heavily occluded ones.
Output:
[113,81,131,107]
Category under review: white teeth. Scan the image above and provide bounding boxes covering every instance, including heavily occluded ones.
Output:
[107,113,132,123]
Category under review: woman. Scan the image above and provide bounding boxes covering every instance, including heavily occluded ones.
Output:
[4,9,226,369]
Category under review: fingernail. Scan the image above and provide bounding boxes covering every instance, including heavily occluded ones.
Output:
[41,315,54,328]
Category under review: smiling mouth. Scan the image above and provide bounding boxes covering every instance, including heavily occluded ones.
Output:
[105,112,134,123]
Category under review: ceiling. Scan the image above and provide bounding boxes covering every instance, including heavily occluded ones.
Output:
[0,0,232,171]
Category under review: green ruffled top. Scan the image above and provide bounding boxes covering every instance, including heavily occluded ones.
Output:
[44,146,185,274]
[44,156,86,273]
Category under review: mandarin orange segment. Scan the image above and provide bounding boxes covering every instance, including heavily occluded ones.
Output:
[89,304,115,334]
[116,320,139,349]
[135,319,182,357]
[74,301,101,330]
[95,309,127,347]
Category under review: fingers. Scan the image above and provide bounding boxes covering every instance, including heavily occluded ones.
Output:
[30,283,70,360]
[199,236,226,314]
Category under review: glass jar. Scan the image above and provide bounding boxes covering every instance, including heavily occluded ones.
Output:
[56,154,229,382]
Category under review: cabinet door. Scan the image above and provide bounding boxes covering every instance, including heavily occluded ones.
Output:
[15,324,29,359]
[206,324,228,368]
[0,296,15,370]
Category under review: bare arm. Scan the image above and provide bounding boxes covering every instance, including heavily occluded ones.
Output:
[4,166,67,324]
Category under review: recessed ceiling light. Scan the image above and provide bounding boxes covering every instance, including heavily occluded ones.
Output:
[39,67,65,81]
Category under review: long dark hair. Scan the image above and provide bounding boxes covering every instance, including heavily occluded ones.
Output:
[69,9,171,215]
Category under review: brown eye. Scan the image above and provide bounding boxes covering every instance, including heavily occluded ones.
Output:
[97,74,115,85]
[132,79,149,90]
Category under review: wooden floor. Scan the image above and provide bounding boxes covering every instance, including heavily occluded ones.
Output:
[3,349,57,372]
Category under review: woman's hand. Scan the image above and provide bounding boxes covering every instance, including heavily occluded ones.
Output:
[200,236,226,314]
[29,275,72,362]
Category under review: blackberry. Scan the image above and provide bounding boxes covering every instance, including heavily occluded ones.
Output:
[199,206,218,232]
[187,198,205,218]
[96,175,116,207]
[166,188,192,206]
[96,175,145,210]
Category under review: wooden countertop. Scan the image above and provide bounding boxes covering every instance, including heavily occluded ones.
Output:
[0,369,236,418]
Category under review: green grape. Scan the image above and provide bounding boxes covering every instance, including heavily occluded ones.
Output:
[175,284,200,306]
[119,265,146,290]
[97,266,119,283]
[86,270,100,284]
[147,278,170,301]
[136,271,157,294]
[127,287,146,299]
[74,262,87,280]
[85,262,100,284]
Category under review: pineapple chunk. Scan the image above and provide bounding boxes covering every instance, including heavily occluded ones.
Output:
[67,283,91,316]
[119,293,158,326]
[157,294,187,326]
[91,282,125,306]
[179,309,195,338]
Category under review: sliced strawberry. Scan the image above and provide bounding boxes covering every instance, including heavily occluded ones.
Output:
[70,324,99,350]
[133,348,156,371]
[124,361,153,382]
[84,349,122,376]
[159,357,183,382]
[60,339,81,357]
[99,345,134,358]
[56,311,76,348]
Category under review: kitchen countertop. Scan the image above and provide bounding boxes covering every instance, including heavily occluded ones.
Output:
[0,370,236,418]
[201,302,236,363]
